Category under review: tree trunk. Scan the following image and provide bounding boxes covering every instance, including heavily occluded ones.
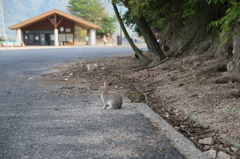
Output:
[112,2,151,65]
[133,16,166,62]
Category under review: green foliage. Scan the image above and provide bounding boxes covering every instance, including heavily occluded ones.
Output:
[206,0,227,4]
[67,0,105,22]
[207,0,240,43]
[97,15,118,36]
[121,0,200,36]
[181,0,198,18]
[115,0,240,45]
[74,27,87,41]
[68,0,117,37]
[0,36,5,42]
[122,10,140,35]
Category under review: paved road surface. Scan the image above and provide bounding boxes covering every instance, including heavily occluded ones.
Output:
[0,46,207,159]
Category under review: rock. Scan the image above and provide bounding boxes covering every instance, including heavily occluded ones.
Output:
[224,147,230,152]
[174,126,180,130]
[198,137,214,145]
[80,61,87,64]
[230,146,238,153]
[93,63,98,67]
[228,88,240,97]
[87,64,95,72]
[203,149,217,159]
[203,145,211,151]
[227,61,234,71]
[216,151,231,159]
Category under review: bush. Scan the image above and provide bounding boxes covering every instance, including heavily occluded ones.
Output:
[0,36,5,42]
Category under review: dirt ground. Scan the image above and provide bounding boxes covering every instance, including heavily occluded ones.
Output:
[41,51,240,156]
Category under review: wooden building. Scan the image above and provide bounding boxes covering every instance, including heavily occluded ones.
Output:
[9,9,101,46]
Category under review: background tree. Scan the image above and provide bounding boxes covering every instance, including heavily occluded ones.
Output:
[67,0,104,22]
[67,0,117,39]
[97,15,118,37]
[0,36,5,42]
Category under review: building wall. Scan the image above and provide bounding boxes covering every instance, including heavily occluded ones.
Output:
[21,16,75,45]
[58,18,74,34]
[22,19,55,30]
[21,17,74,33]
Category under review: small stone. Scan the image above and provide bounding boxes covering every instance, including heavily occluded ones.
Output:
[203,149,216,159]
[228,88,240,97]
[203,145,211,151]
[80,61,87,64]
[217,151,231,159]
[198,137,214,145]
[93,63,98,67]
[231,147,238,153]
[174,126,180,130]
[224,147,230,152]
[87,64,95,72]
[227,61,234,71]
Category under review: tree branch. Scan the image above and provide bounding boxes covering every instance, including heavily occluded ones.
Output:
[134,56,169,71]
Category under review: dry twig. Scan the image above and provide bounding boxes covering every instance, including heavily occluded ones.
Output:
[135,56,169,71]
[214,145,240,159]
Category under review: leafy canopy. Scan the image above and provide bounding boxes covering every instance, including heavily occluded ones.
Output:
[67,0,118,36]
[207,0,240,43]
[0,36,5,42]
[97,15,118,36]
[121,0,199,36]
[117,0,240,44]
[67,0,105,22]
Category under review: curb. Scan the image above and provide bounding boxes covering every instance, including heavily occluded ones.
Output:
[134,103,209,159]
[171,104,240,149]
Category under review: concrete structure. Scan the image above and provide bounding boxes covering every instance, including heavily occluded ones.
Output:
[9,9,101,46]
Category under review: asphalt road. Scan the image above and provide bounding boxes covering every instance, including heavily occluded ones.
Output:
[0,46,206,159]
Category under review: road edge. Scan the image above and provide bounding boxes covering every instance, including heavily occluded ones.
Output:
[134,103,209,159]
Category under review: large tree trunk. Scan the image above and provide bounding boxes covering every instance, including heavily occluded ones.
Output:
[133,16,166,62]
[119,0,166,62]
[112,3,151,65]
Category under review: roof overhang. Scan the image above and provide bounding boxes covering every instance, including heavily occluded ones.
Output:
[9,9,101,30]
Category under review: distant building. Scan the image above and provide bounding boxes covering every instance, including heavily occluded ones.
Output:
[9,9,101,46]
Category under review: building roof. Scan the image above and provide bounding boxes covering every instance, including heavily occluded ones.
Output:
[9,9,101,30]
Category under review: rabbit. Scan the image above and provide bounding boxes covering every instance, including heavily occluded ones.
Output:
[124,90,145,103]
[98,81,123,110]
